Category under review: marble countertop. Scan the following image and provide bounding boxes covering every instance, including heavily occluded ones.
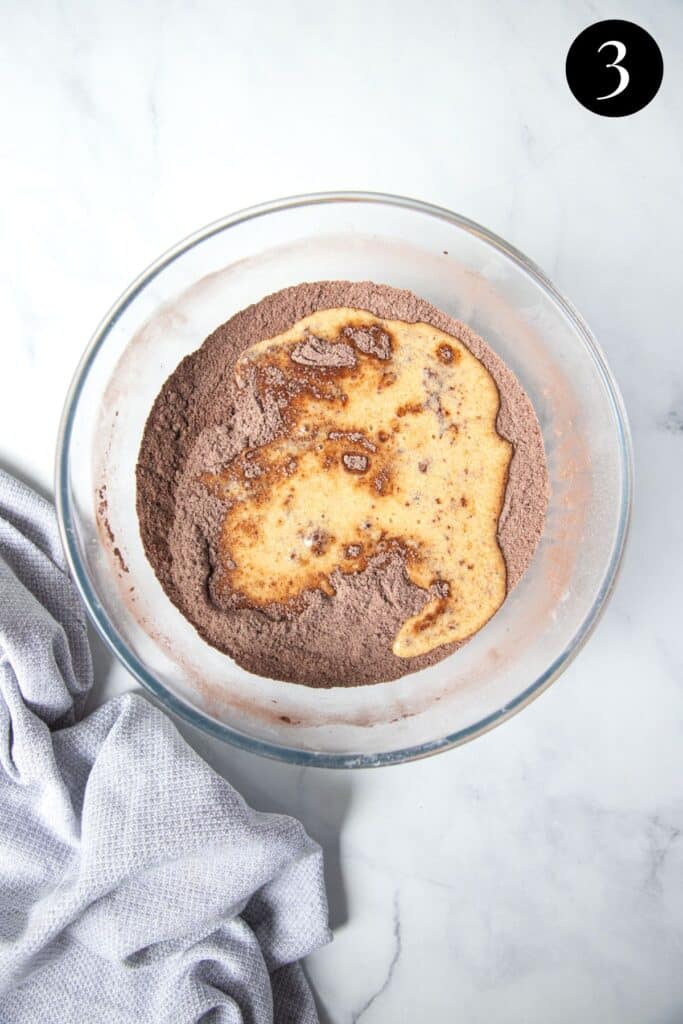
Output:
[2,1,682,1020]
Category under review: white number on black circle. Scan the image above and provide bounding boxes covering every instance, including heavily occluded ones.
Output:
[597,40,629,100]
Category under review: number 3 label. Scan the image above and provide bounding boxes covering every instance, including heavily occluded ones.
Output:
[597,40,630,100]
[566,20,663,117]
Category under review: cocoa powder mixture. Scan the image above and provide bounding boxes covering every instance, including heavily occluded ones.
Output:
[136,281,548,686]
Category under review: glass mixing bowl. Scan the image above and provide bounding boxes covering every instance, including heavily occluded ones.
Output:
[56,193,632,767]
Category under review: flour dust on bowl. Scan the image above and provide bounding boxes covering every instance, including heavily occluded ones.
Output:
[56,193,632,767]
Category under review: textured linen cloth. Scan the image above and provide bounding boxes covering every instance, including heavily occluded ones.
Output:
[0,469,329,1023]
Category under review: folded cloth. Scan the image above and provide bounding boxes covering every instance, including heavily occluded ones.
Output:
[0,469,329,1023]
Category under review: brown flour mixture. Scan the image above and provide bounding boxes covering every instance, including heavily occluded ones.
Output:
[136,281,548,686]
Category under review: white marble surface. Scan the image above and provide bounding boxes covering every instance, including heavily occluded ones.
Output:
[2,1,683,1020]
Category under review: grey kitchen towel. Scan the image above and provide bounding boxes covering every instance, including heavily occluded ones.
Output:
[0,469,330,1023]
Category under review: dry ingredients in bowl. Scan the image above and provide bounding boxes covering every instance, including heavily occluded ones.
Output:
[136,281,548,686]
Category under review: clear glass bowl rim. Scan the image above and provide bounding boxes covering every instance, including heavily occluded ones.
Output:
[55,190,633,769]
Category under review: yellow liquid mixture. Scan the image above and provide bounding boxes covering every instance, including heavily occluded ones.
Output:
[202,308,512,658]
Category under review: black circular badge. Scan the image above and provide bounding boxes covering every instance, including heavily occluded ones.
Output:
[566,20,663,116]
